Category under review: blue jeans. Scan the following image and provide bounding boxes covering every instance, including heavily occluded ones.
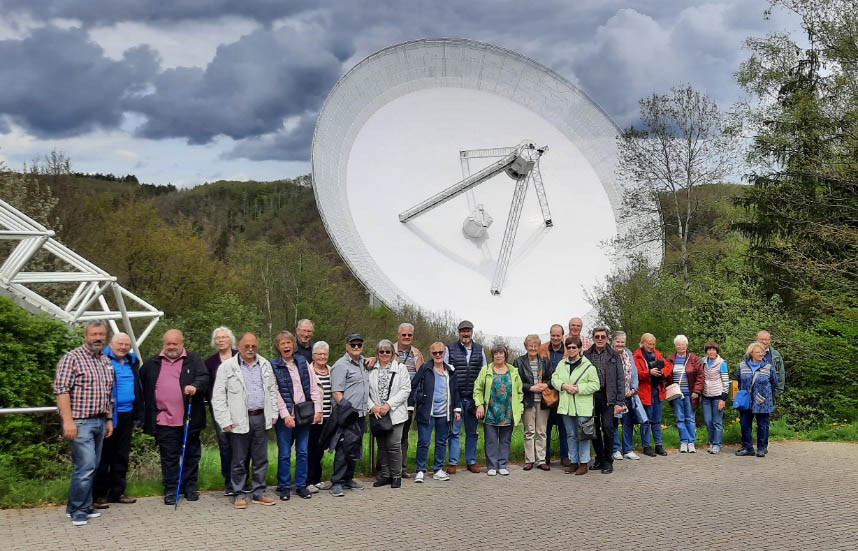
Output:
[447,398,478,465]
[671,394,696,444]
[740,410,770,451]
[701,397,724,446]
[613,399,635,453]
[546,410,568,461]
[416,416,449,472]
[66,417,106,517]
[641,386,664,447]
[561,415,590,464]
[274,421,310,490]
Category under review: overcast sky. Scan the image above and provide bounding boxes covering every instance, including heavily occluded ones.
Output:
[0,1,799,187]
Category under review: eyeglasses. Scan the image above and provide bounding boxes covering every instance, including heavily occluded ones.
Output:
[378,350,392,355]
[349,342,363,349]
[565,345,578,350]
[400,333,413,337]
[430,351,444,356]
[594,335,607,340]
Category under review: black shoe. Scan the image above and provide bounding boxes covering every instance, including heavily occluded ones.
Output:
[601,464,614,474]
[589,460,604,471]
[224,488,235,496]
[373,477,392,487]
[184,490,199,501]
[655,445,667,456]
[755,448,767,457]
[279,491,290,501]
[735,447,755,456]
[295,486,312,499]
[643,447,656,457]
[391,477,401,488]
[164,495,177,506]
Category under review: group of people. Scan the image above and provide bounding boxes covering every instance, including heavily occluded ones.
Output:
[53,317,785,525]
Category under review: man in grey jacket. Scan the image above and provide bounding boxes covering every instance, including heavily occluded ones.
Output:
[757,330,786,397]
[212,332,284,509]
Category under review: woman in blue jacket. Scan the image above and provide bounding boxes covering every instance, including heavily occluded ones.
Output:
[409,342,462,483]
[735,342,778,457]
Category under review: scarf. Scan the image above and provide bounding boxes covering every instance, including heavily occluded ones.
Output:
[618,348,634,395]
[642,348,655,363]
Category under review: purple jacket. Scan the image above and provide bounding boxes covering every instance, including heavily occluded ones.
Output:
[205,349,237,400]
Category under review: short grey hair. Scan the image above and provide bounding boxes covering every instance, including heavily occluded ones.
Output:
[312,341,329,353]
[524,334,541,347]
[612,330,627,340]
[674,334,689,346]
[377,338,394,352]
[210,326,236,349]
[84,320,108,331]
[296,319,315,330]
[397,322,414,333]
[110,332,130,343]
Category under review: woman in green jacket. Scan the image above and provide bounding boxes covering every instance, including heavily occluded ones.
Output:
[474,343,523,476]
[551,335,600,475]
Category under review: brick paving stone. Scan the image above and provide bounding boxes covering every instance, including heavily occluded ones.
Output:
[2,442,857,550]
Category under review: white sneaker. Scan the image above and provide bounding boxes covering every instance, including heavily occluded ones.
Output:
[688,443,696,453]
[680,443,688,453]
[487,469,497,476]
[711,445,721,454]
[498,468,510,476]
[414,472,424,483]
[612,451,623,461]
[433,470,450,481]
[317,481,332,490]
[306,484,319,494]
[624,451,640,460]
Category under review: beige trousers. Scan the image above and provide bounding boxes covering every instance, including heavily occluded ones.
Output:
[522,404,550,464]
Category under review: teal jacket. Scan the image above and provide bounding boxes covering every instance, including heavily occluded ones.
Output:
[551,355,600,417]
[473,363,524,427]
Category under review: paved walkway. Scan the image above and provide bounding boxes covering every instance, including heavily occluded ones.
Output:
[2,442,856,550]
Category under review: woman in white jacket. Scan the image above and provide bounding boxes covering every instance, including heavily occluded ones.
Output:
[368,339,412,489]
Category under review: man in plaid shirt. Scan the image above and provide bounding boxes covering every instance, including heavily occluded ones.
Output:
[53,320,114,526]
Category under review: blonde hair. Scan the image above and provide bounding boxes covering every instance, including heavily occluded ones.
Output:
[639,333,656,347]
[746,342,765,357]
[524,334,541,347]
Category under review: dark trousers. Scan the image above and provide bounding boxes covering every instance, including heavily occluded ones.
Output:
[154,425,201,495]
[307,421,327,486]
[400,410,413,473]
[546,409,568,462]
[740,411,770,451]
[332,416,364,485]
[593,391,617,465]
[228,413,269,498]
[93,411,134,501]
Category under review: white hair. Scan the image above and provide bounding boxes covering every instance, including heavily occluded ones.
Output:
[397,322,414,333]
[210,326,237,349]
[297,319,315,330]
[110,332,130,343]
[312,341,329,353]
[673,334,689,346]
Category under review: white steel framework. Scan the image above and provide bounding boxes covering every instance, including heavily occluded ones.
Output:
[0,198,163,360]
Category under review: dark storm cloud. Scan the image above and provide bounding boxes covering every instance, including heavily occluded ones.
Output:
[0,26,158,137]
[223,112,315,162]
[125,27,344,144]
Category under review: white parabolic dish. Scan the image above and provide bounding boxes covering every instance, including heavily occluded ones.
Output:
[312,38,660,339]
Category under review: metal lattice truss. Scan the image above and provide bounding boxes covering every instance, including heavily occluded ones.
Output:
[398,141,551,295]
[0,198,162,359]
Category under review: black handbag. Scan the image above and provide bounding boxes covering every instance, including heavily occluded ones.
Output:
[293,400,315,426]
[370,372,396,436]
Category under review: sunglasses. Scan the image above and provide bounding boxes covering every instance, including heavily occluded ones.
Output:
[430,351,444,356]
[378,350,392,355]
[400,333,413,337]
[349,342,363,348]
[594,335,607,340]
[565,345,578,350]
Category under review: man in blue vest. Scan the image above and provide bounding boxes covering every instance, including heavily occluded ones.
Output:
[444,320,485,474]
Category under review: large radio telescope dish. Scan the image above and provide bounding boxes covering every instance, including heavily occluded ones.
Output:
[312,38,661,339]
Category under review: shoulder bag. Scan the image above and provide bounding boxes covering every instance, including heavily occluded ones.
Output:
[370,371,396,436]
[665,371,684,401]
[570,363,596,441]
[732,368,760,411]
[293,400,316,426]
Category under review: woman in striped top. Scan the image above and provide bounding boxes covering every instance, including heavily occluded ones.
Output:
[307,341,333,493]
[667,335,704,453]
[701,341,729,454]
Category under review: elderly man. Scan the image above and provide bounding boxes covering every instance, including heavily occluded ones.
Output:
[54,320,114,526]
[444,320,485,474]
[212,333,283,508]
[568,317,593,351]
[139,329,209,505]
[393,322,424,478]
[584,326,625,474]
[295,319,316,364]
[756,330,786,397]
[93,332,142,508]
[539,324,569,467]
[328,334,370,497]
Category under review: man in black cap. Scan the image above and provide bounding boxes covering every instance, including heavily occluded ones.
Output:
[444,320,485,474]
[328,333,370,497]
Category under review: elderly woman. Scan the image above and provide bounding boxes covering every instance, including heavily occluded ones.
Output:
[270,330,322,500]
[551,336,600,475]
[368,339,412,489]
[475,344,524,476]
[514,335,554,471]
[611,331,640,461]
[701,341,729,454]
[634,333,673,457]
[735,342,778,457]
[409,342,461,483]
[667,335,704,453]
[204,326,239,494]
[307,341,333,492]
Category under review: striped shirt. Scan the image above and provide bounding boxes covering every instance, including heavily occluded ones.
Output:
[673,355,690,395]
[53,344,114,419]
[530,359,541,403]
[314,370,333,419]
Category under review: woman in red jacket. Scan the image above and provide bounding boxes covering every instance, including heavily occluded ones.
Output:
[634,333,673,457]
